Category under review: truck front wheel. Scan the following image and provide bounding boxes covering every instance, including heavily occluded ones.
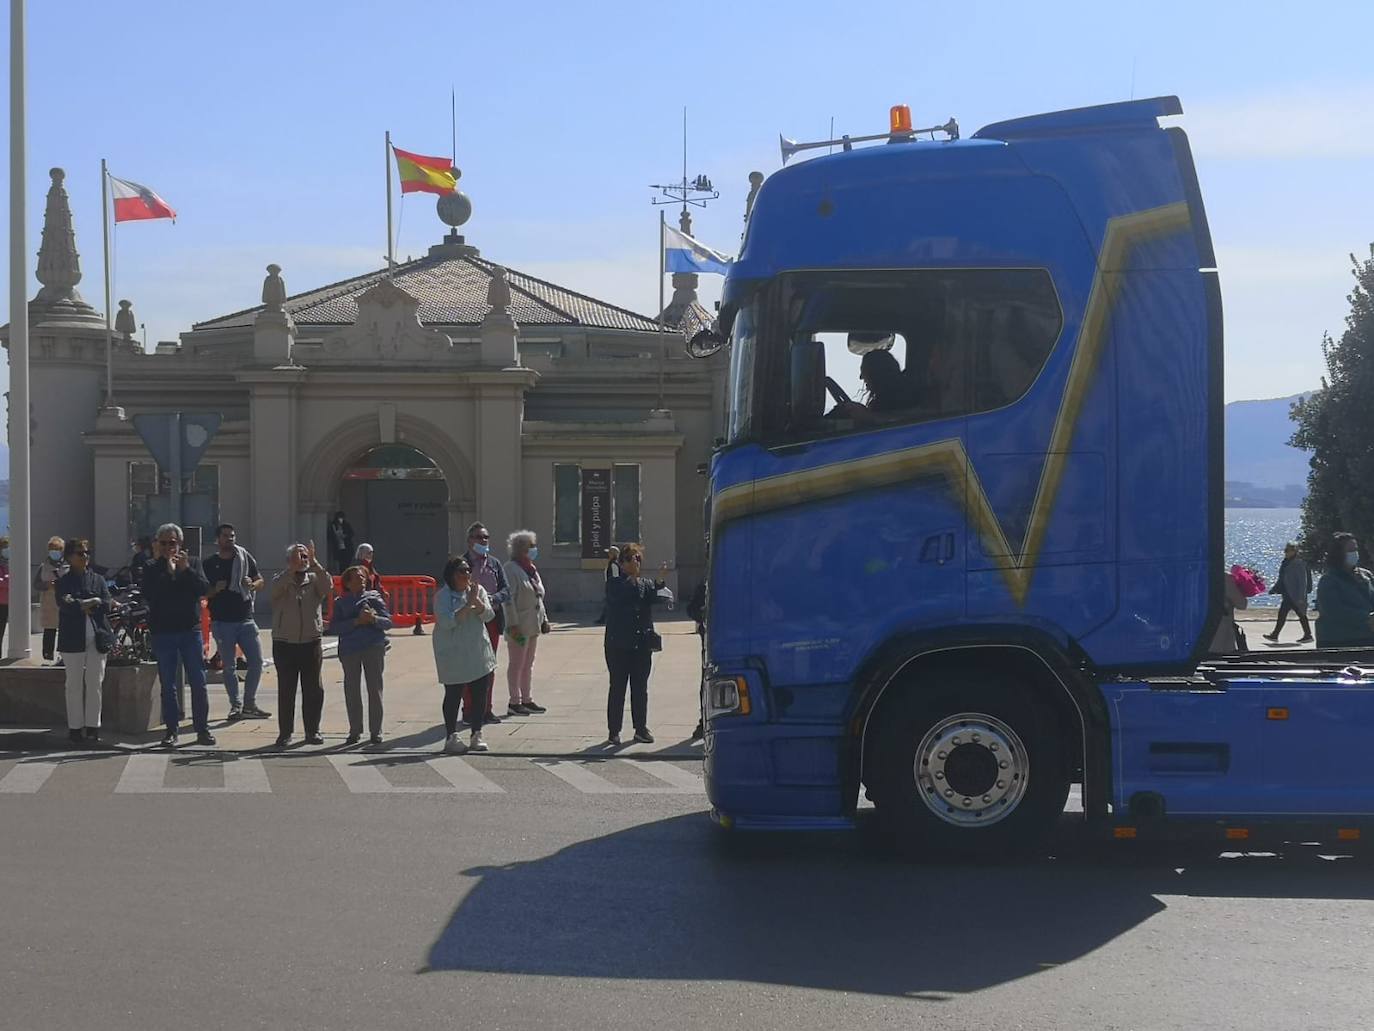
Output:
[869,676,1070,858]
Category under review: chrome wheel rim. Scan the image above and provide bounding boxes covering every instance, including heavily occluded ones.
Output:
[914,712,1029,827]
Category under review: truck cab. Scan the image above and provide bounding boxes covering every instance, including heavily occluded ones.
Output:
[699,97,1374,854]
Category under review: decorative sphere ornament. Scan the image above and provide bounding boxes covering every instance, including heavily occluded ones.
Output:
[437,191,472,227]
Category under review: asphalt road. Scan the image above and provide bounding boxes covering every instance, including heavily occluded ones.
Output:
[3,750,1373,1031]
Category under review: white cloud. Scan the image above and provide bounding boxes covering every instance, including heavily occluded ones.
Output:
[1178,85,1374,159]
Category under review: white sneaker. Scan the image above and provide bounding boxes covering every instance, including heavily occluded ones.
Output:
[469,731,489,753]
[444,732,466,755]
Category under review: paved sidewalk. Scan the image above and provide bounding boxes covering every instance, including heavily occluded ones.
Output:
[4,617,706,758]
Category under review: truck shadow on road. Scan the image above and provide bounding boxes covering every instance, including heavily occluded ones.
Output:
[425,815,1374,997]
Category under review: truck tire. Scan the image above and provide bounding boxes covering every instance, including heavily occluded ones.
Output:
[869,674,1071,859]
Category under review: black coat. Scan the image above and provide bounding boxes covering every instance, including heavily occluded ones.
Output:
[55,568,113,653]
[604,576,665,652]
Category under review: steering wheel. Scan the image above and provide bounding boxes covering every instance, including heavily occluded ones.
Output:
[824,376,852,406]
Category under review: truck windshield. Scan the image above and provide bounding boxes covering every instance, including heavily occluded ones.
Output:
[727,268,1062,443]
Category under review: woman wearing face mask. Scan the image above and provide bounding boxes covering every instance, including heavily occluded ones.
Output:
[34,535,67,663]
[1315,532,1374,648]
[56,539,113,744]
[433,556,497,754]
[501,530,550,716]
[0,536,10,652]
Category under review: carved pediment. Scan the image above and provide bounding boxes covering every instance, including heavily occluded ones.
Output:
[322,280,453,361]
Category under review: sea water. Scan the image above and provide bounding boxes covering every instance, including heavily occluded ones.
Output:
[1225,507,1302,609]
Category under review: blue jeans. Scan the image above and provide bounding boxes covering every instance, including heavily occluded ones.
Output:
[153,630,209,732]
[212,620,264,707]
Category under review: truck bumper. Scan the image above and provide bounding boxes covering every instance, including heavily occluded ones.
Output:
[703,721,853,831]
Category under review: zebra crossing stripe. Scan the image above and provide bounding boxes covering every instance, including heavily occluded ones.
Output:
[535,759,703,794]
[0,760,60,794]
[114,754,271,793]
[327,755,505,794]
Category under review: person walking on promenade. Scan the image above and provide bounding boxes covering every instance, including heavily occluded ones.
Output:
[143,523,214,747]
[502,530,550,717]
[328,510,355,574]
[1208,566,1249,654]
[35,535,67,663]
[329,565,393,747]
[433,557,497,754]
[460,522,507,726]
[56,539,112,745]
[270,541,333,747]
[0,536,10,652]
[603,543,672,745]
[1315,533,1374,648]
[1264,542,1314,643]
[203,523,270,721]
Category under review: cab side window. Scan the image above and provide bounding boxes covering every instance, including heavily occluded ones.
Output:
[766,269,1061,440]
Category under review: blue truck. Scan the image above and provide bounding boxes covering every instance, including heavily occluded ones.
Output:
[691,96,1374,855]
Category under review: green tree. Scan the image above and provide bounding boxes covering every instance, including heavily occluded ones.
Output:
[1291,244,1374,568]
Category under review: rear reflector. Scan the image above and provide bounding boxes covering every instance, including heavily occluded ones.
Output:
[1225,828,1250,840]
[1113,827,1137,839]
[1338,829,1360,841]
[1266,707,1289,720]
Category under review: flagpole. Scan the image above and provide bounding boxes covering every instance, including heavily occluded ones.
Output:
[656,209,666,410]
[8,0,32,658]
[100,158,115,407]
[451,89,456,164]
[385,130,394,273]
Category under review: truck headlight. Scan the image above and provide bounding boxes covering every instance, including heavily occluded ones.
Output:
[706,676,751,718]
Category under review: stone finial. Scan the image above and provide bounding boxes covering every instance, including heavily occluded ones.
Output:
[678,207,693,235]
[31,168,101,325]
[262,263,287,310]
[480,265,519,367]
[486,265,512,312]
[115,299,137,341]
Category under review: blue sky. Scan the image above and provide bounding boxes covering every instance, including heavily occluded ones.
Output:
[2,0,1373,406]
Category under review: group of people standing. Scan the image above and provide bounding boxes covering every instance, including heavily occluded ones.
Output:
[22,506,679,752]
[432,523,549,754]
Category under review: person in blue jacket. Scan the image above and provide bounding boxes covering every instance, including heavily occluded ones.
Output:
[1315,533,1374,648]
[328,565,394,747]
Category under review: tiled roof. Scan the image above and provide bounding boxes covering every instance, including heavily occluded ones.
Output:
[194,248,670,334]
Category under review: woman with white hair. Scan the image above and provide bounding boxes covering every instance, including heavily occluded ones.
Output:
[35,535,67,663]
[501,530,550,716]
[354,543,384,595]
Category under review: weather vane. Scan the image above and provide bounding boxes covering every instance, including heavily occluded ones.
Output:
[649,108,719,213]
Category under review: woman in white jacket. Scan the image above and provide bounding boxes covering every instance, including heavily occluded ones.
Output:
[502,530,550,717]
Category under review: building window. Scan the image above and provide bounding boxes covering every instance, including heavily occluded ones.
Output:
[553,464,581,545]
[128,461,159,545]
[612,464,641,544]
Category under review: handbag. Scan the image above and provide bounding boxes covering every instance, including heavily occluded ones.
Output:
[90,614,114,654]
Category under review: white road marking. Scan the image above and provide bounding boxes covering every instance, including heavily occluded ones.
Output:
[114,754,271,793]
[535,759,703,794]
[0,760,59,793]
[327,755,505,794]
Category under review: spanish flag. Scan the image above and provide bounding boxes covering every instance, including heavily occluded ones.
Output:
[393,146,457,195]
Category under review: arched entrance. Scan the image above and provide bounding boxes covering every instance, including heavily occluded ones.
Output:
[338,444,448,576]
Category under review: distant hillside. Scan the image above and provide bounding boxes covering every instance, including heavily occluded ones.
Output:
[1225,392,1314,490]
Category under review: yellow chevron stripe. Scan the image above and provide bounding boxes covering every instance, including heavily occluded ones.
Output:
[713,201,1193,606]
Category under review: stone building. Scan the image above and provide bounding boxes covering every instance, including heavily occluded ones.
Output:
[2,168,726,608]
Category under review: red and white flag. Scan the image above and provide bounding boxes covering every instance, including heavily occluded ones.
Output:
[110,175,177,223]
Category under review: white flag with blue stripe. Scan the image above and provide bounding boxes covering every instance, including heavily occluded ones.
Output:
[664,224,732,275]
